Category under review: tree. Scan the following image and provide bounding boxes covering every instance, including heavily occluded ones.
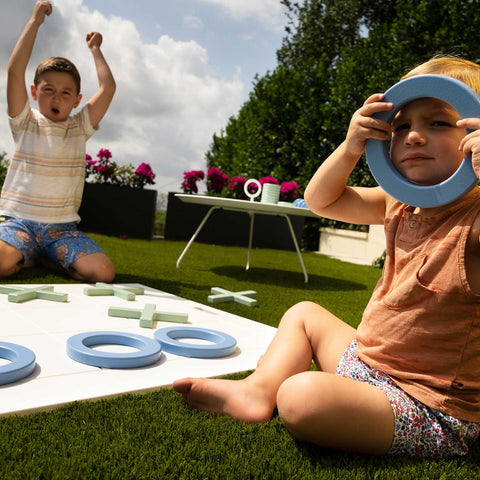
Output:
[206,65,332,187]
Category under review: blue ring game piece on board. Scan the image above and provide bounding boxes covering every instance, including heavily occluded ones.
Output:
[154,326,237,358]
[66,331,162,369]
[0,342,36,385]
[364,74,480,208]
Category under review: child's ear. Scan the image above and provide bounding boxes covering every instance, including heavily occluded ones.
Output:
[74,93,82,108]
[30,85,38,101]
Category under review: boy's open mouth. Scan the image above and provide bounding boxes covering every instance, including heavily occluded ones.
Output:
[51,107,60,114]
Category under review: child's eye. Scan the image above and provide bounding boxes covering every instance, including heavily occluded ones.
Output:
[431,120,452,127]
[393,123,409,132]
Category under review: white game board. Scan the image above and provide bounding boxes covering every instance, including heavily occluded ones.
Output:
[0,284,277,416]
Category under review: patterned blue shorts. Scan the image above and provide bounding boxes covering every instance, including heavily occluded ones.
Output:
[0,217,104,270]
[336,339,480,457]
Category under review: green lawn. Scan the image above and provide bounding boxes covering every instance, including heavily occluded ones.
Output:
[1,235,479,479]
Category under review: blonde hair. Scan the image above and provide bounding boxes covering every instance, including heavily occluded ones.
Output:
[401,55,480,95]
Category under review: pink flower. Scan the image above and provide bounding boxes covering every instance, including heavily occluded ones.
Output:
[259,176,279,186]
[133,162,156,187]
[97,148,112,160]
[280,181,301,202]
[85,154,97,171]
[228,176,246,190]
[84,148,157,189]
[207,167,229,194]
[181,170,205,194]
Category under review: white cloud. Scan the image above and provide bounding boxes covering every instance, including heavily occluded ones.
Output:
[197,0,287,31]
[0,0,244,195]
[240,32,257,42]
[183,15,205,30]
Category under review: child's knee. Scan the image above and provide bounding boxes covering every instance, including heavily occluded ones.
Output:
[70,254,115,283]
[93,261,115,283]
[89,259,115,283]
[0,261,21,277]
[284,301,331,323]
[277,373,317,431]
[0,241,23,277]
[280,301,322,327]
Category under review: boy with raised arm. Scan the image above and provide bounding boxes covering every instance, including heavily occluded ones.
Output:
[0,1,116,281]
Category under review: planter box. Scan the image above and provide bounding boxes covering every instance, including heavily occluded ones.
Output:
[164,192,305,250]
[78,183,157,239]
[317,225,385,265]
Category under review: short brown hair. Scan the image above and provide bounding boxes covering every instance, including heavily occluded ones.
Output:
[402,55,480,95]
[34,57,81,94]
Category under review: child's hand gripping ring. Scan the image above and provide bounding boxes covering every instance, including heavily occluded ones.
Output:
[365,74,480,207]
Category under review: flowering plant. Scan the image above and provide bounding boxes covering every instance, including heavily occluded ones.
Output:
[206,167,229,195]
[132,163,156,188]
[228,176,247,199]
[180,168,302,201]
[181,170,205,194]
[85,149,156,189]
[259,176,279,186]
[280,181,301,202]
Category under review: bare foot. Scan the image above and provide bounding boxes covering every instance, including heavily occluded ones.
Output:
[172,377,276,424]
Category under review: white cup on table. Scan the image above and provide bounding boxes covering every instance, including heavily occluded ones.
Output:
[261,183,281,204]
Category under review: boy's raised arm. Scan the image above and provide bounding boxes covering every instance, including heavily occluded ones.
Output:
[86,32,116,129]
[7,1,52,118]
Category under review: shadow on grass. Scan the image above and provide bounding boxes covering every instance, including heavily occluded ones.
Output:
[210,265,367,291]
[0,266,76,284]
[114,273,210,297]
[3,269,212,299]
[293,430,480,472]
[4,264,366,294]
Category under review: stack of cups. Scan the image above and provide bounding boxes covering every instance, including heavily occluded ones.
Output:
[261,183,281,204]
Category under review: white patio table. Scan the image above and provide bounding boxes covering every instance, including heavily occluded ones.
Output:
[174,194,320,283]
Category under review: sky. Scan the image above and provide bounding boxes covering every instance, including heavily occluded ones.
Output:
[0,0,290,199]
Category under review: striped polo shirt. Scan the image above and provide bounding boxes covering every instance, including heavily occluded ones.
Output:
[0,101,95,223]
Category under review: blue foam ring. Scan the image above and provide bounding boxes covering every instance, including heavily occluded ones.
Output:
[293,198,308,208]
[66,331,162,369]
[0,342,36,386]
[364,74,480,208]
[154,326,237,358]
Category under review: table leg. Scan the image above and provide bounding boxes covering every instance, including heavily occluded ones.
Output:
[282,214,309,283]
[246,212,255,271]
[176,206,219,268]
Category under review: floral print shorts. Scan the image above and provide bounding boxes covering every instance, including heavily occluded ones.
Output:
[336,339,480,457]
[0,217,104,270]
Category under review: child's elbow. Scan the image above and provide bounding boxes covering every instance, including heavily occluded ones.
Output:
[107,79,116,97]
[100,80,116,101]
[304,185,314,208]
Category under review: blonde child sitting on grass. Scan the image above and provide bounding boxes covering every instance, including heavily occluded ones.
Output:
[173,55,480,458]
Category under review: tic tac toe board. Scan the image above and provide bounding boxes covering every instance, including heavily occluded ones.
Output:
[0,284,277,416]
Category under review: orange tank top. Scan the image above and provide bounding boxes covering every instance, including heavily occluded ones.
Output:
[357,188,480,422]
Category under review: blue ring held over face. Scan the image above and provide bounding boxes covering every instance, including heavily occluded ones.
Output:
[67,331,162,369]
[364,74,480,208]
[154,326,237,358]
[0,342,36,385]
